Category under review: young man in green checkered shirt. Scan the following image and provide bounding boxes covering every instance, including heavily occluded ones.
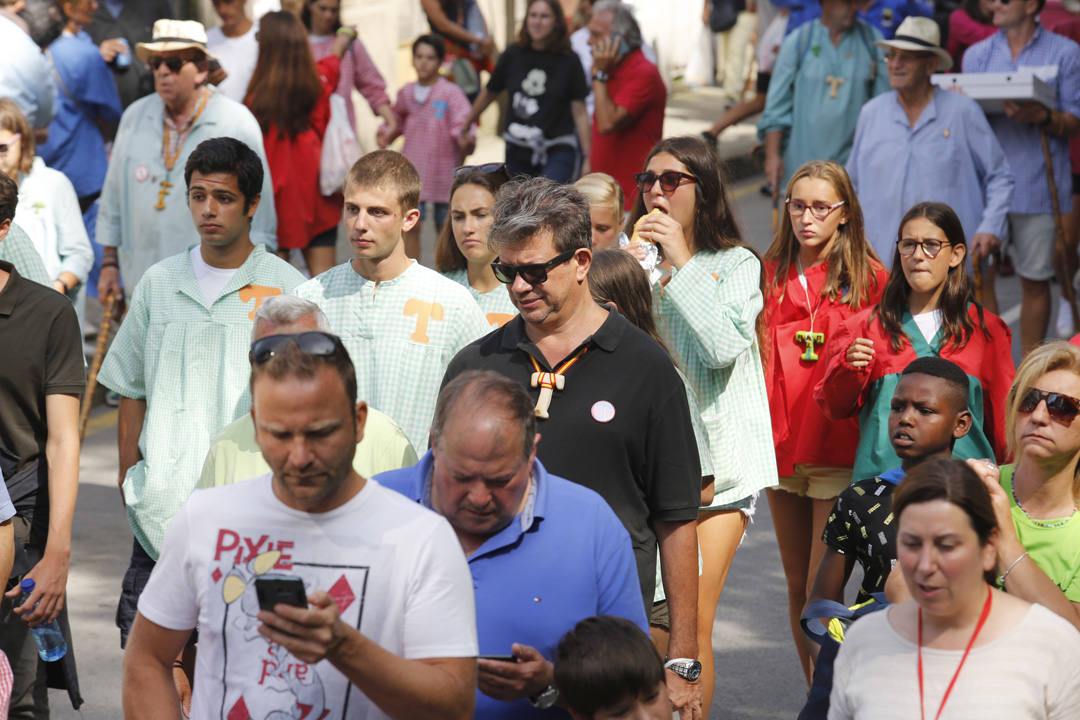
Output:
[99,138,306,646]
[294,150,489,451]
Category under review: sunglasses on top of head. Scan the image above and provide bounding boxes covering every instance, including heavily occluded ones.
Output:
[249,331,347,365]
[491,249,577,285]
[1017,387,1080,424]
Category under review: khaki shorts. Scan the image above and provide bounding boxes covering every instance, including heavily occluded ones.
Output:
[775,464,851,500]
[650,599,670,631]
[1008,212,1056,282]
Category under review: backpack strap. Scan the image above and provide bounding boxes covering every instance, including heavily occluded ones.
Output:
[801,592,889,645]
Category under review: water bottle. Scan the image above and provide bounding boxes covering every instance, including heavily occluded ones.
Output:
[113,38,131,69]
[18,579,67,662]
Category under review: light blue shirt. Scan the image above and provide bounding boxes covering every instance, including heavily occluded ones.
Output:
[962,26,1080,215]
[848,87,1014,265]
[759,19,890,188]
[377,452,648,720]
[0,14,56,128]
[97,88,278,290]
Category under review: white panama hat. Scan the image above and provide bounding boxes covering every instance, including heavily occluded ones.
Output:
[874,16,953,72]
[135,19,217,64]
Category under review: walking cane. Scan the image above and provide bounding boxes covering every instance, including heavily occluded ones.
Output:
[771,187,780,235]
[972,254,984,305]
[1039,129,1080,330]
[79,292,115,441]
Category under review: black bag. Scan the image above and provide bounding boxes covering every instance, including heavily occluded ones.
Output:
[709,0,743,32]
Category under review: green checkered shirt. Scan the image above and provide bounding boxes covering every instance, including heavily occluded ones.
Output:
[656,247,778,506]
[295,260,490,449]
[442,268,519,328]
[98,245,306,559]
[1,223,51,286]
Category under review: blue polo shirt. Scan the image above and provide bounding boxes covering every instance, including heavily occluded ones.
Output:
[377,452,648,720]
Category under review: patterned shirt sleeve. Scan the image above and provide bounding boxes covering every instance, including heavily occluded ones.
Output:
[822,490,857,556]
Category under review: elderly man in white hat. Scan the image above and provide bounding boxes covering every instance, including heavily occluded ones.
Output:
[846,15,1014,307]
[96,18,277,308]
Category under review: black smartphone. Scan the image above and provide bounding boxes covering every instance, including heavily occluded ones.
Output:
[255,575,308,612]
[478,654,517,662]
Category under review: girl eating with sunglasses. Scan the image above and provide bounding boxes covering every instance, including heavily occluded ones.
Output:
[817,201,1014,485]
[761,160,888,685]
[436,164,518,327]
[626,135,776,712]
[964,341,1080,632]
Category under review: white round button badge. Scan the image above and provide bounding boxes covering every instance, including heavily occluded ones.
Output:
[591,400,616,423]
[134,164,150,183]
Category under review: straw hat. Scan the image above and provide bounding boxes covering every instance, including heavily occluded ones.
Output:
[874,16,953,72]
[135,19,217,63]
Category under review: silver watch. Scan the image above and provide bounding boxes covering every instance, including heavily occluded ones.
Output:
[529,684,559,709]
[664,657,702,682]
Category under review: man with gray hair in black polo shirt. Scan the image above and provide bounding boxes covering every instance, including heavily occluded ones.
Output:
[442,177,704,719]
[0,171,84,718]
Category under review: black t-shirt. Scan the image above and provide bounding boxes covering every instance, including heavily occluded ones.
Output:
[443,309,701,608]
[486,44,588,139]
[0,262,85,475]
[821,477,897,602]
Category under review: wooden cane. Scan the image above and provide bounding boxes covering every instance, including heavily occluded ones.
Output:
[771,187,780,235]
[79,292,115,440]
[1039,129,1080,330]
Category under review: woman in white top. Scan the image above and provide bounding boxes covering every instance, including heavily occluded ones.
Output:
[435,164,517,328]
[830,457,1080,719]
[0,99,93,324]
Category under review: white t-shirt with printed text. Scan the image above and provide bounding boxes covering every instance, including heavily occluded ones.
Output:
[138,474,478,720]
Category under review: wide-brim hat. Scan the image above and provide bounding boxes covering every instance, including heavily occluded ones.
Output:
[875,17,952,72]
[135,19,217,64]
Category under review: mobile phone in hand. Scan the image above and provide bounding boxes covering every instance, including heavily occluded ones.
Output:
[255,575,308,612]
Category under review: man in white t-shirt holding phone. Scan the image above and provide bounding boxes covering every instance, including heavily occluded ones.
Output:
[121,332,479,720]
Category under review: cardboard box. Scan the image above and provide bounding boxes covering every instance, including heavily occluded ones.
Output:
[931,70,1057,114]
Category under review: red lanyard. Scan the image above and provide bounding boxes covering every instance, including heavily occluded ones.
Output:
[917,585,993,720]
[527,347,588,388]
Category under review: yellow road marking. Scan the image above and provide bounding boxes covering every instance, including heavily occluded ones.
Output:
[84,409,118,437]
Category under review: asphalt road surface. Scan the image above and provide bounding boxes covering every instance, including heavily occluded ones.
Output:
[50,174,1047,719]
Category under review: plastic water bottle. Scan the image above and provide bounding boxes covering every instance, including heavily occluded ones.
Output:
[18,579,67,662]
[114,38,131,69]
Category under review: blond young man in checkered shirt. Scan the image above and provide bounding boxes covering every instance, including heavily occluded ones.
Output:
[293,150,489,451]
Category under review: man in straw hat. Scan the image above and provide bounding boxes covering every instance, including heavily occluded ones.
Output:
[963,0,1080,355]
[96,18,276,310]
[846,15,1014,307]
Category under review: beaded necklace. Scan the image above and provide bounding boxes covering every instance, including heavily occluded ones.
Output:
[1011,480,1078,529]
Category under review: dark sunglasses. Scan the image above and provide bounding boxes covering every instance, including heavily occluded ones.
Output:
[149,55,195,73]
[633,170,697,194]
[1018,387,1080,424]
[455,163,509,178]
[491,249,576,285]
[249,331,346,365]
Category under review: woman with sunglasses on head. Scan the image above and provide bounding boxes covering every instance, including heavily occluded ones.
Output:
[761,160,888,685]
[817,202,1014,484]
[625,135,776,711]
[963,341,1080,632]
[245,11,354,277]
[830,457,1080,719]
[460,0,591,182]
[436,164,517,328]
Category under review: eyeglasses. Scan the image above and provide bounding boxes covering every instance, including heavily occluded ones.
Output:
[149,55,195,73]
[455,163,508,178]
[491,249,576,285]
[249,331,346,365]
[897,238,952,258]
[0,133,20,156]
[633,170,698,194]
[1017,387,1080,424]
[786,199,845,220]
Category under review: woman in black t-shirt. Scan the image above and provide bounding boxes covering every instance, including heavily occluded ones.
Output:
[460,0,590,182]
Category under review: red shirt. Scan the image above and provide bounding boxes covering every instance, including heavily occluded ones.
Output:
[763,260,889,475]
[591,49,666,211]
[258,55,342,250]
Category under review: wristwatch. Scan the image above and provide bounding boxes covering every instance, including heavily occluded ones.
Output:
[593,69,610,83]
[529,684,559,709]
[664,657,702,682]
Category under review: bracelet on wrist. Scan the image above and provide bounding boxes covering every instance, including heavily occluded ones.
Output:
[336,26,357,38]
[997,550,1029,587]
[1037,109,1053,129]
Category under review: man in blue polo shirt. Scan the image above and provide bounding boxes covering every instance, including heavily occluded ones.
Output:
[377,370,647,719]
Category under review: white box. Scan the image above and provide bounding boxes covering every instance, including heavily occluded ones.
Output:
[931,69,1057,114]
